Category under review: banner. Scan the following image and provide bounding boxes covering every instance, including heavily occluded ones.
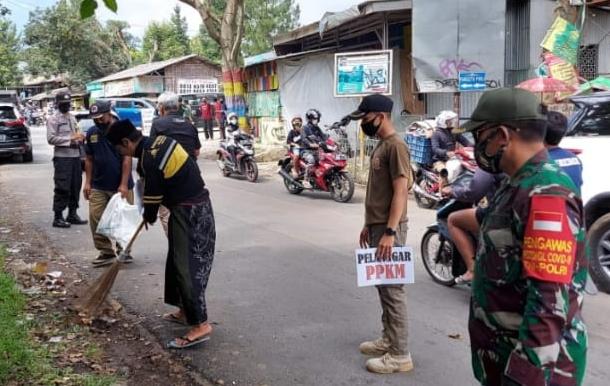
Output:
[355,247,415,287]
[544,53,579,87]
[541,17,581,65]
[334,50,393,97]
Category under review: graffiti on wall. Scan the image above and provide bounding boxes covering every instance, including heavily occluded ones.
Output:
[259,117,286,146]
[438,58,483,78]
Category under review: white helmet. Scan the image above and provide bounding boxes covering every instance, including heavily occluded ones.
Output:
[435,110,458,129]
[227,112,238,121]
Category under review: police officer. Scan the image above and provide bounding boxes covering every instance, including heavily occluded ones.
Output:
[463,88,587,386]
[46,92,87,228]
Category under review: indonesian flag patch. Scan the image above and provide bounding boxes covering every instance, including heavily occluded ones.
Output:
[522,195,575,284]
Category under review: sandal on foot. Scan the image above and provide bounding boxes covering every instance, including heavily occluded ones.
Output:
[161,313,187,325]
[455,273,473,285]
[166,333,210,349]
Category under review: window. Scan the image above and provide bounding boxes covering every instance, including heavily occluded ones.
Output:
[114,100,131,108]
[0,106,17,120]
[134,101,146,109]
[577,45,598,81]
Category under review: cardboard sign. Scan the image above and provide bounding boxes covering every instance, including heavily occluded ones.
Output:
[522,196,575,284]
[355,247,415,287]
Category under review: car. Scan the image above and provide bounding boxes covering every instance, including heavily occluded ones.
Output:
[96,98,156,135]
[0,90,19,105]
[0,103,33,163]
[561,91,610,292]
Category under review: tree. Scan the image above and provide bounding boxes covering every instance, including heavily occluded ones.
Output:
[22,0,132,85]
[106,19,139,65]
[0,16,20,87]
[141,7,190,63]
[242,0,299,57]
[170,5,190,53]
[191,24,221,64]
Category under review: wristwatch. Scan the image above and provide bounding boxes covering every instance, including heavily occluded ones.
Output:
[384,227,397,236]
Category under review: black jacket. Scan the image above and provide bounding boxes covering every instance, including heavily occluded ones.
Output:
[431,128,473,162]
[150,112,201,159]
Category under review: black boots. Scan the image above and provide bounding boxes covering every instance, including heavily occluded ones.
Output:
[66,209,88,225]
[52,212,71,228]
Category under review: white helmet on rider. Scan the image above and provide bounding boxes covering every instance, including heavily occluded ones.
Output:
[435,110,458,129]
[227,112,238,127]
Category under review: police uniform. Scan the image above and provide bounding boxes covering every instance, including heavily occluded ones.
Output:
[46,92,86,227]
[464,89,587,386]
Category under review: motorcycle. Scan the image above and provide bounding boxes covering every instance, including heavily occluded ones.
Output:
[216,132,259,182]
[324,121,352,157]
[419,172,475,286]
[277,131,355,203]
[412,147,477,209]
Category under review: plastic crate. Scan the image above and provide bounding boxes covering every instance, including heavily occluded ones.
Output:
[404,133,432,165]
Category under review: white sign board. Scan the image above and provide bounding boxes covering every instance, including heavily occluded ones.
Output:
[334,50,393,97]
[178,78,219,95]
[355,247,415,287]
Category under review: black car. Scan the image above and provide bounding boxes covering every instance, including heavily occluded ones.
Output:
[0,103,33,163]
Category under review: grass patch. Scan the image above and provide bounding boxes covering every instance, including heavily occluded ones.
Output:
[0,247,117,386]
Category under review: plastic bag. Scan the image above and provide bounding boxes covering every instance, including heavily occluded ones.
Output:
[96,193,141,249]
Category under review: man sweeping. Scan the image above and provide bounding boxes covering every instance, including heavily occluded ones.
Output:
[107,119,216,349]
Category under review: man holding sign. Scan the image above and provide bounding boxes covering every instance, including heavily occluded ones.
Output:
[349,94,414,374]
[462,88,588,386]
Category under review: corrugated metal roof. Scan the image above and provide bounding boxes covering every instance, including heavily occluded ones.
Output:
[95,54,219,83]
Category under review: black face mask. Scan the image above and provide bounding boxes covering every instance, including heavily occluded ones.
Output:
[361,115,382,137]
[96,122,109,132]
[58,104,70,113]
[474,129,505,174]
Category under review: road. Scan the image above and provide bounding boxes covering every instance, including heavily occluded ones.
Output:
[1,125,610,386]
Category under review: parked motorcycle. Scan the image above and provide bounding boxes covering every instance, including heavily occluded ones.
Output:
[277,134,355,203]
[412,147,476,209]
[420,172,474,286]
[216,132,259,182]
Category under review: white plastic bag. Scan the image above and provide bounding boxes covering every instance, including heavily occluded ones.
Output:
[96,193,141,249]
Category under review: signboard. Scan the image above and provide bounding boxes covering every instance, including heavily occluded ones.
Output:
[541,17,581,65]
[334,50,392,97]
[355,247,415,287]
[459,72,486,91]
[177,78,219,95]
[104,79,135,97]
[135,76,164,94]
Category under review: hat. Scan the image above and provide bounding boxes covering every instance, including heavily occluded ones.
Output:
[348,94,393,120]
[462,88,546,132]
[89,100,112,119]
[55,92,71,104]
[106,119,137,146]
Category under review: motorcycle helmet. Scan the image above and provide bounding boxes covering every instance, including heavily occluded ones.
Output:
[227,112,238,126]
[291,116,303,129]
[305,109,321,124]
[435,110,458,129]
[544,111,568,146]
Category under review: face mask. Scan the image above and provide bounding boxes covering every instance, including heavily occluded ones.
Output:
[95,122,108,131]
[229,119,238,126]
[361,115,382,137]
[312,119,319,125]
[474,129,505,174]
[58,104,70,113]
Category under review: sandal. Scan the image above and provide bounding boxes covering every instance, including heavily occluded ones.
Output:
[162,313,187,325]
[455,271,474,285]
[166,333,210,349]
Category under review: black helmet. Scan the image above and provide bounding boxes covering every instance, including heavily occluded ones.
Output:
[305,109,321,122]
[545,111,568,146]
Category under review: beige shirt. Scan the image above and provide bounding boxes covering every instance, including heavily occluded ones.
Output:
[46,112,81,158]
[365,133,412,225]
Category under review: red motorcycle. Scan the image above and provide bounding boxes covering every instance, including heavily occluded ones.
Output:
[278,137,355,203]
[412,147,476,209]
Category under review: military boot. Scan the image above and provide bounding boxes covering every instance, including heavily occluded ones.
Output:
[366,353,414,374]
[66,209,88,225]
[52,212,71,228]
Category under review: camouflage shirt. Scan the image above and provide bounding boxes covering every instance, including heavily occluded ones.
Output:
[469,150,588,386]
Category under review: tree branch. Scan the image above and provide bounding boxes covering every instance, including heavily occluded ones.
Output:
[230,1,244,62]
[178,0,221,44]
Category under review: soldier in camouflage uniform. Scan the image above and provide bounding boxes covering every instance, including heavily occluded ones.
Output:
[462,88,588,386]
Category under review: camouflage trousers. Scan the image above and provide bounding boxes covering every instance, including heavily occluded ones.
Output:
[368,221,409,356]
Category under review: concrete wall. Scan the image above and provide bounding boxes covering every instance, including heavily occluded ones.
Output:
[581,8,610,76]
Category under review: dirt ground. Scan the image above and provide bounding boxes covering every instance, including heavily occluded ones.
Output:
[0,190,211,386]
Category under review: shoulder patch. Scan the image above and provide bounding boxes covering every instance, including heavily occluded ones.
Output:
[522,195,575,284]
[90,134,98,143]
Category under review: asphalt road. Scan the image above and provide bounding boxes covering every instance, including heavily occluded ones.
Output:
[1,125,610,386]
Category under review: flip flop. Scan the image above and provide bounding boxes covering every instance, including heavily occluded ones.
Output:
[166,333,210,349]
[161,313,187,326]
[455,274,473,285]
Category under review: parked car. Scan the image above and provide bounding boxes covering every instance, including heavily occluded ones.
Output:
[0,103,33,163]
[561,91,610,292]
[0,90,19,105]
[96,98,156,135]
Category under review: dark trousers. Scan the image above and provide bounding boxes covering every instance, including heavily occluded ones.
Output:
[53,157,82,213]
[203,119,214,139]
[165,198,216,325]
[218,118,226,140]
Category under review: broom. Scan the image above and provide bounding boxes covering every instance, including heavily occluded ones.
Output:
[81,220,146,315]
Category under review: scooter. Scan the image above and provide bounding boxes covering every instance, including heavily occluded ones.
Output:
[277,134,355,203]
[419,172,474,286]
[412,147,476,209]
[216,132,259,182]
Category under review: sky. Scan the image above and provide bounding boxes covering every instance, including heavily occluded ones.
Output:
[6,0,360,38]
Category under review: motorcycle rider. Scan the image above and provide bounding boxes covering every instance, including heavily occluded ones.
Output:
[301,109,325,186]
[286,116,304,178]
[431,110,473,178]
[225,112,241,165]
